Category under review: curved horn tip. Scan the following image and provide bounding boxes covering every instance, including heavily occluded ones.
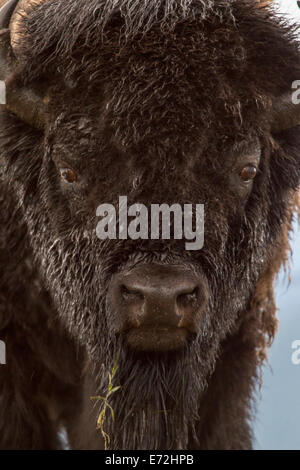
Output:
[0,0,19,29]
[10,0,48,53]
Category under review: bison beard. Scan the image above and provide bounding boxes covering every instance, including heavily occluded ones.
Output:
[95,342,209,450]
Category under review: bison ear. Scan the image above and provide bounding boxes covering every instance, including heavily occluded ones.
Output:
[0,0,45,130]
[271,92,300,134]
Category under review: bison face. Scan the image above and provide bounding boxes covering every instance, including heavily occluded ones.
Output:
[40,71,265,355]
[1,0,300,449]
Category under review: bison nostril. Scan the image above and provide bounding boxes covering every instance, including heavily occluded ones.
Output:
[120,284,144,302]
[108,264,208,347]
[176,287,199,309]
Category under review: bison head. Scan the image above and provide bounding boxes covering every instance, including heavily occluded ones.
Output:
[1,0,300,449]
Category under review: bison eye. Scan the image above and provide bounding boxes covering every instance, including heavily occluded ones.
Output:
[60,168,78,183]
[239,165,257,183]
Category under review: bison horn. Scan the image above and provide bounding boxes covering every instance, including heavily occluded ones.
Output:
[10,0,47,53]
[271,91,300,134]
[0,0,46,130]
[1,0,300,134]
[0,0,18,28]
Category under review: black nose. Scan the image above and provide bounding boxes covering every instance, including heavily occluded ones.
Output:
[107,264,208,333]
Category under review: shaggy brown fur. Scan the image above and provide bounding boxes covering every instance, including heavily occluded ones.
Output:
[0,0,300,450]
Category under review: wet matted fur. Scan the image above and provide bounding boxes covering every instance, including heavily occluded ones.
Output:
[0,0,300,449]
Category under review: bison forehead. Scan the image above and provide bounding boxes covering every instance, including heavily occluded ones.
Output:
[100,40,251,150]
[16,1,294,141]
[46,19,262,152]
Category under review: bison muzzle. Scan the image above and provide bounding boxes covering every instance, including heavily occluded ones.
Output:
[0,0,300,450]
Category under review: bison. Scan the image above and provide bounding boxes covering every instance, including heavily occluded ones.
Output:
[0,0,299,450]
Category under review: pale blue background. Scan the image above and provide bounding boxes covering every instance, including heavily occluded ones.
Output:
[254,1,300,449]
[254,225,300,449]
